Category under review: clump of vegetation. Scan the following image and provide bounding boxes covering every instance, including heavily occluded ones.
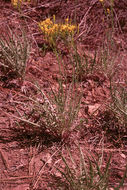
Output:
[39,16,77,48]
[12,78,82,145]
[0,26,30,81]
[50,146,127,190]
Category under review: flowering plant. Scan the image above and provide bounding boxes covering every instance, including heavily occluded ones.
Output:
[39,16,77,48]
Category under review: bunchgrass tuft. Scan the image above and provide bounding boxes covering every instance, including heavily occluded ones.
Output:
[33,77,82,141]
[54,147,111,189]
[0,26,30,81]
[52,145,127,190]
[11,65,82,144]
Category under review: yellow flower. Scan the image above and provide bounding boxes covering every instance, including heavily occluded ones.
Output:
[60,24,67,32]
[44,27,49,33]
[61,24,76,33]
[68,25,76,32]
[99,0,104,2]
[65,18,69,24]
[52,24,59,31]
[11,0,21,6]
[107,8,110,14]
[38,16,77,48]
[39,19,51,27]
[43,18,53,26]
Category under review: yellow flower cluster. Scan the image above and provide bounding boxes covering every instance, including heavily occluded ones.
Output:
[39,17,76,47]
[107,8,110,14]
[39,18,59,36]
[60,24,76,34]
[11,0,30,7]
[60,17,76,35]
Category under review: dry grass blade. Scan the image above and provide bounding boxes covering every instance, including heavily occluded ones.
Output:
[109,81,127,131]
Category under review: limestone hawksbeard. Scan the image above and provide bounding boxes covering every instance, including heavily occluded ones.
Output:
[39,16,77,48]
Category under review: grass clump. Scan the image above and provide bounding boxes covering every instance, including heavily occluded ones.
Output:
[51,146,127,190]
[0,26,30,81]
[11,74,82,145]
[30,80,81,141]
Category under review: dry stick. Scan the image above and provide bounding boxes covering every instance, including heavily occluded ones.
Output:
[0,176,33,182]
[35,84,57,117]
[0,150,8,170]
[79,6,92,28]
[76,1,97,40]
[76,24,92,40]
[3,111,40,128]
[28,145,40,177]
[82,147,127,153]
[0,62,9,68]
[113,9,123,34]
